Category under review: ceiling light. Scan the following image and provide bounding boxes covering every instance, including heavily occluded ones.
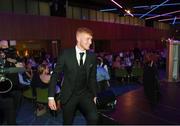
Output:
[111,0,123,8]
[125,9,134,17]
[110,0,134,17]
[100,8,117,12]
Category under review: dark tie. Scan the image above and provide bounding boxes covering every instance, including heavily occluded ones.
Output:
[79,52,84,66]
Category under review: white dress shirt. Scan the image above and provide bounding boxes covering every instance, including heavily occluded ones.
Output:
[75,46,86,65]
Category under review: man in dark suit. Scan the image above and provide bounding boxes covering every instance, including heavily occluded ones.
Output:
[143,53,160,108]
[48,27,98,124]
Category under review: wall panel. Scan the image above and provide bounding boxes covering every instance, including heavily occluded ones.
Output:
[0,0,12,12]
[103,12,109,22]
[27,0,39,15]
[97,11,103,22]
[72,7,81,19]
[81,8,89,20]
[14,0,26,14]
[0,13,170,50]
[67,6,73,18]
[39,2,50,16]
[89,9,96,21]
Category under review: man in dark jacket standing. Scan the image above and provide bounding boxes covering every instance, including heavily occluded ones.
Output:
[48,27,98,124]
[143,53,160,107]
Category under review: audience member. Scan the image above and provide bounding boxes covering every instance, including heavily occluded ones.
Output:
[31,64,60,116]
[97,58,110,92]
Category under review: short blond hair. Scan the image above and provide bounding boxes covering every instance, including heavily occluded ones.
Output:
[76,27,93,36]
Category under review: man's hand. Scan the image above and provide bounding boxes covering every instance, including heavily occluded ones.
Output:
[93,97,97,104]
[48,99,57,110]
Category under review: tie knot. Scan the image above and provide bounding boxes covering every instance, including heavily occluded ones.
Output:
[79,52,84,58]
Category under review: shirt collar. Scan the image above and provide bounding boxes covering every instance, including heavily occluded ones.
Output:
[75,46,86,54]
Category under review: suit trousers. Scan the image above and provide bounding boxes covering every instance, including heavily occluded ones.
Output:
[62,91,99,125]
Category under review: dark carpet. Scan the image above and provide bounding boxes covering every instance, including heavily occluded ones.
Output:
[16,83,141,125]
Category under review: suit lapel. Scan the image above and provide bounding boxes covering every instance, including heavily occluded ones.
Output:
[85,51,91,80]
[71,48,78,74]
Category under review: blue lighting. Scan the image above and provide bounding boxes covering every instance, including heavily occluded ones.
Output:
[134,3,180,9]
[124,13,157,16]
[133,6,149,9]
[146,10,180,20]
[151,3,180,8]
[100,8,117,12]
[172,17,177,25]
[140,0,169,19]
[170,21,180,24]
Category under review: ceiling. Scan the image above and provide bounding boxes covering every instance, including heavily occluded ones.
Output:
[68,0,180,27]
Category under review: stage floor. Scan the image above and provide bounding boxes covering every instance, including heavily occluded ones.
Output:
[104,81,180,124]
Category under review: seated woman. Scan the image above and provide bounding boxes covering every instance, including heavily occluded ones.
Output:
[31,64,60,116]
[97,58,110,92]
[112,55,123,69]
[25,61,33,81]
[32,64,60,92]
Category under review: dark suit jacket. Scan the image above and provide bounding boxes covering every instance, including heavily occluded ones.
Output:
[49,48,97,104]
[143,62,159,92]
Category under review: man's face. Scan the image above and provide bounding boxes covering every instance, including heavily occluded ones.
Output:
[77,32,92,51]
